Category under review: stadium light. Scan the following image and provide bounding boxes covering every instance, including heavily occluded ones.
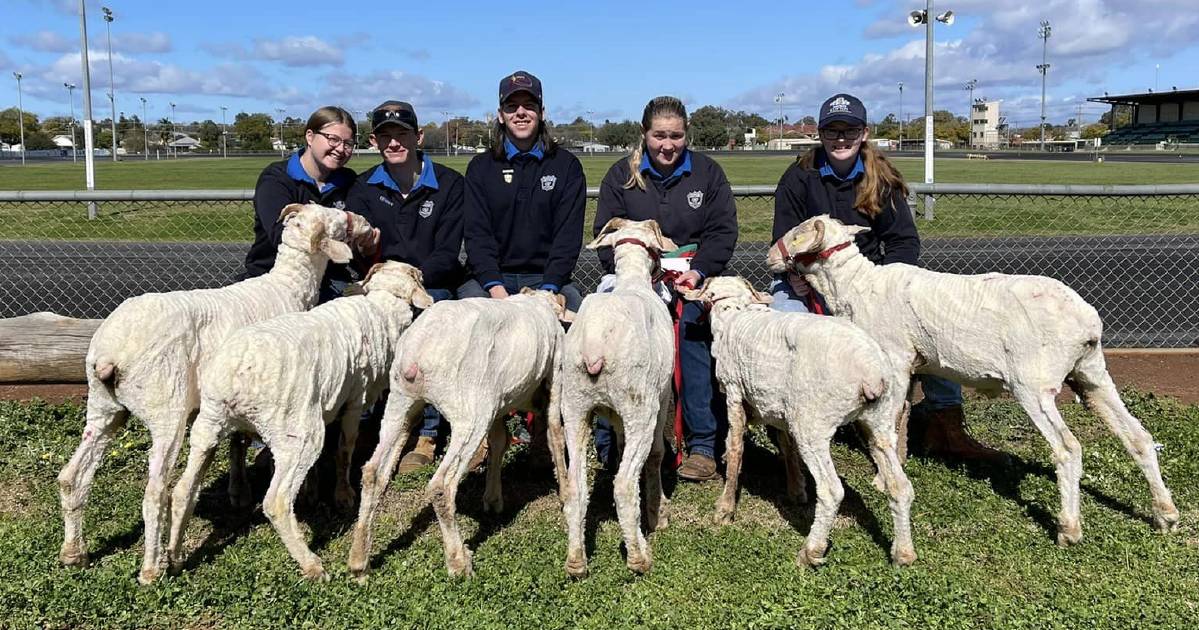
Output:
[275,107,285,157]
[140,96,148,160]
[13,72,25,166]
[220,106,228,158]
[775,92,784,147]
[965,79,977,148]
[170,101,177,158]
[64,82,77,163]
[898,82,904,148]
[76,0,97,215]
[909,0,954,214]
[1038,20,1051,152]
[102,6,118,161]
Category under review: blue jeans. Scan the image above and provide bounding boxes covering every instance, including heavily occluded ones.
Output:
[768,276,811,313]
[593,295,724,464]
[918,375,963,409]
[458,274,584,312]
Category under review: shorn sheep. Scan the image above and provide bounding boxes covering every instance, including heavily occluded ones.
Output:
[685,276,915,567]
[768,215,1180,545]
[164,261,432,580]
[58,202,375,584]
[348,289,570,579]
[555,218,676,577]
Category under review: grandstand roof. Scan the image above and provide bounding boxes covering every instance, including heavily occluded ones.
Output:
[1088,88,1199,106]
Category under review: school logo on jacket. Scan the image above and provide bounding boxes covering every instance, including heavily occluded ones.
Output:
[377,195,394,207]
[333,200,346,210]
[540,175,557,191]
[419,200,435,218]
[687,190,704,209]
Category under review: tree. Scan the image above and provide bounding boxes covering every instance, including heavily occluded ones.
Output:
[41,116,72,138]
[1081,123,1108,140]
[801,115,816,126]
[874,113,900,140]
[689,105,734,148]
[233,112,273,151]
[23,130,56,150]
[597,120,640,149]
[122,127,145,153]
[0,107,41,145]
[421,123,446,153]
[197,120,221,150]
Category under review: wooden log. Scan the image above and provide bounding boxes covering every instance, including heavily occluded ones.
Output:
[0,313,102,383]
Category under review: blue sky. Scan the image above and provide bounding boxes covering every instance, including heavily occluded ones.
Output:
[4,0,1197,130]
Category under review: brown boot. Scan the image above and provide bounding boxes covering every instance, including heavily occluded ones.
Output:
[677,452,719,482]
[398,436,437,475]
[912,405,1007,463]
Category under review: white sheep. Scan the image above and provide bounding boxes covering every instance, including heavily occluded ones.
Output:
[348,289,570,579]
[685,276,916,567]
[162,261,432,580]
[768,215,1180,545]
[553,218,677,578]
[57,202,375,585]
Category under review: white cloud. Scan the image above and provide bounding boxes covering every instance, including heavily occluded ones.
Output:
[207,36,344,67]
[113,32,172,54]
[29,51,270,101]
[11,30,76,53]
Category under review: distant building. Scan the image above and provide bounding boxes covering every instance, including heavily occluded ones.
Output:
[766,137,820,151]
[170,134,202,151]
[578,141,611,153]
[52,134,75,148]
[1088,88,1199,146]
[970,100,1000,149]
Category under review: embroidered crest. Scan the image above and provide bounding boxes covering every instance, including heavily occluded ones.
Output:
[502,168,514,184]
[332,200,346,210]
[377,195,394,207]
[419,200,435,218]
[687,190,703,209]
[540,175,557,191]
[827,96,851,114]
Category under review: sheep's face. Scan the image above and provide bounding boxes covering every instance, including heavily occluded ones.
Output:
[518,287,575,323]
[278,203,373,264]
[362,261,435,309]
[767,215,868,273]
[586,218,679,254]
[683,276,772,310]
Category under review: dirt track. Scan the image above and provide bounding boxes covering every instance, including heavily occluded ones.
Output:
[2,350,1195,406]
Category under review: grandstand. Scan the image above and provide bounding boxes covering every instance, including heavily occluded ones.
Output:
[1089,88,1199,146]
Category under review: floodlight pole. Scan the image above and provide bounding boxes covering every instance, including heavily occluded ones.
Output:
[775,93,784,148]
[1038,20,1051,152]
[65,82,77,163]
[898,81,904,148]
[275,108,285,156]
[102,7,118,161]
[170,102,177,158]
[13,72,25,166]
[442,111,450,155]
[965,79,976,148]
[77,0,97,217]
[140,96,148,160]
[220,106,228,158]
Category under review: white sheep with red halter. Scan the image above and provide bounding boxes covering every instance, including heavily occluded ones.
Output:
[552,217,677,578]
[768,215,1179,546]
[58,202,377,585]
[348,287,571,580]
[164,261,433,581]
[684,275,916,568]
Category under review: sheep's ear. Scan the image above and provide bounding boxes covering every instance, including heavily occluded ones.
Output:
[738,277,772,304]
[322,238,353,264]
[519,286,536,296]
[586,217,627,250]
[789,219,826,254]
[647,220,679,252]
[845,224,871,236]
[410,286,435,310]
[278,203,305,224]
[362,262,385,285]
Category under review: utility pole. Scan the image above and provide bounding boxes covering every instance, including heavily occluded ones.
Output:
[140,96,148,160]
[898,81,904,148]
[965,79,977,148]
[220,106,228,158]
[274,107,285,156]
[442,111,450,155]
[13,72,25,166]
[908,0,954,216]
[77,0,97,217]
[65,82,77,163]
[585,109,595,143]
[102,6,118,161]
[775,92,784,148]
[1038,20,1051,152]
[169,101,177,158]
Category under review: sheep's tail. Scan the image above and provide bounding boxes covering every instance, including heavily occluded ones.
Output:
[93,359,117,385]
[580,323,608,376]
[401,362,421,382]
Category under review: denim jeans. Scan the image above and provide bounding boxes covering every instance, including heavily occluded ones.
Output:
[458,273,584,312]
[918,375,963,409]
[767,276,811,313]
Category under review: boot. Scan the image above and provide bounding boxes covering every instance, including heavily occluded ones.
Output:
[677,452,719,482]
[397,436,437,475]
[910,404,1007,463]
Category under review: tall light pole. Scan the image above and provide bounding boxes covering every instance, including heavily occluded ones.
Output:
[220,106,228,158]
[1038,20,1051,152]
[442,111,451,155]
[965,78,977,148]
[898,81,904,148]
[77,0,98,217]
[140,96,148,160]
[585,109,595,143]
[13,72,25,166]
[909,1,954,214]
[169,101,177,158]
[775,92,784,147]
[1154,64,1160,92]
[64,82,78,163]
[275,107,285,156]
[102,6,118,161]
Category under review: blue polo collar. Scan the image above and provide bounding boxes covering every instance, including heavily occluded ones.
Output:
[287,150,353,193]
[366,153,440,194]
[817,151,865,182]
[640,149,692,183]
[504,138,545,161]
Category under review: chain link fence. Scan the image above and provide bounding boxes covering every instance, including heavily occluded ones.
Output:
[2,185,1197,347]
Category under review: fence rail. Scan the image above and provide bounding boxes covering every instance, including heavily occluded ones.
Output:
[2,185,1197,348]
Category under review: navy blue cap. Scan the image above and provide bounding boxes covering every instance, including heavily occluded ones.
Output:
[371,101,418,132]
[499,71,543,105]
[818,93,867,128]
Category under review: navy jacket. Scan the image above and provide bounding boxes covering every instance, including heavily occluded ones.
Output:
[241,152,357,280]
[462,143,586,289]
[772,150,919,266]
[345,155,466,290]
[595,150,737,277]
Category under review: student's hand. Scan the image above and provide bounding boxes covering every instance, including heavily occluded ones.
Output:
[488,285,510,299]
[673,270,702,290]
[787,272,811,297]
[354,228,381,256]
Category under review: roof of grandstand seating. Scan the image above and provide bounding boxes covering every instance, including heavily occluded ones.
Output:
[1088,88,1199,105]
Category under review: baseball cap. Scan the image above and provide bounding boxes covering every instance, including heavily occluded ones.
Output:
[498,71,543,105]
[370,101,419,132]
[818,93,868,128]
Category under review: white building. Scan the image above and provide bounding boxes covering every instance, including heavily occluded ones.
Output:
[52,134,75,149]
[970,100,1001,149]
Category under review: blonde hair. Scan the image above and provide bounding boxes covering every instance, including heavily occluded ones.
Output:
[797,141,909,218]
[624,96,688,191]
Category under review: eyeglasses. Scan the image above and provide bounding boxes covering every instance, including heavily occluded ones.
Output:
[313,130,356,151]
[819,127,865,141]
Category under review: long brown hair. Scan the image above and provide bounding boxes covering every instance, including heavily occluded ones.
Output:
[624,96,688,191]
[797,141,909,218]
[305,106,357,137]
[490,108,558,159]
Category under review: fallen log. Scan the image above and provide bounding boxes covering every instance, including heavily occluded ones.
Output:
[0,313,102,383]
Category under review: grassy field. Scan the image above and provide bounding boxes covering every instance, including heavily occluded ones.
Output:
[1,392,1197,628]
[1,155,1197,242]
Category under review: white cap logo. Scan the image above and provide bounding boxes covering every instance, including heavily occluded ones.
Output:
[828,97,851,114]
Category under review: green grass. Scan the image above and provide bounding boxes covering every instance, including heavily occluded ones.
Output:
[2,155,1197,242]
[1,392,1197,628]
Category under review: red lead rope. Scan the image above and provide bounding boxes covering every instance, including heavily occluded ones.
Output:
[655,262,693,469]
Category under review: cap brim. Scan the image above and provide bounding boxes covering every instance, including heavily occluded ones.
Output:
[371,121,416,133]
[819,114,867,128]
[500,88,541,104]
